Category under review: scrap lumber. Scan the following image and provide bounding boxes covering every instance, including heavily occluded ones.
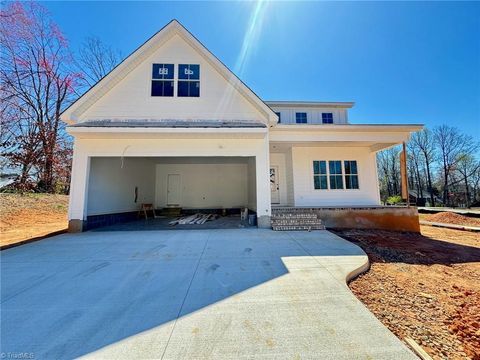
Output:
[169,213,216,226]
[405,337,433,360]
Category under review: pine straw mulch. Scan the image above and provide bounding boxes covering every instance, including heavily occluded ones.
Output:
[332,226,480,360]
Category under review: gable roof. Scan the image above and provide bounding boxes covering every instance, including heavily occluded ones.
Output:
[61,20,278,126]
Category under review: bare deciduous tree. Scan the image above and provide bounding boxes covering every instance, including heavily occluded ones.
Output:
[434,125,478,206]
[455,154,480,207]
[77,36,121,88]
[377,146,401,202]
[1,1,79,192]
[410,128,437,206]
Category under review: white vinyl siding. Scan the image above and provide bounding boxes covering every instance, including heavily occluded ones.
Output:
[291,147,379,206]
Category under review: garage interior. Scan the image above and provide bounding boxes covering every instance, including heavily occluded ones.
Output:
[85,156,258,230]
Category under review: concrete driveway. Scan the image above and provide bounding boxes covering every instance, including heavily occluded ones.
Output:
[1,229,415,359]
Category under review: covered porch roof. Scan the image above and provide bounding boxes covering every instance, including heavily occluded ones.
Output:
[269,123,423,152]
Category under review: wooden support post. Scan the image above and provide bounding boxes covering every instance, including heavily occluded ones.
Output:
[400,141,410,207]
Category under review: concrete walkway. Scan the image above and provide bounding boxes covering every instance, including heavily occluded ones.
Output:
[1,229,415,359]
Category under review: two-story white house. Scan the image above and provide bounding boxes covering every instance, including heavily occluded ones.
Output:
[62,20,422,232]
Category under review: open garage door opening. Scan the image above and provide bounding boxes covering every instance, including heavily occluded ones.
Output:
[84,156,257,230]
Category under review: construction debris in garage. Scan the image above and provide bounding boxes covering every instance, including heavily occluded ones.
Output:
[168,213,219,226]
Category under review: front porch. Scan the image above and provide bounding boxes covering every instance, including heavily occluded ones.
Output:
[271,206,420,232]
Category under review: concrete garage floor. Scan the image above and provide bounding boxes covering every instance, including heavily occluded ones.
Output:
[93,214,252,231]
[1,229,415,359]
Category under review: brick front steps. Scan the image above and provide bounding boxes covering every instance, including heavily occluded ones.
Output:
[271,207,325,231]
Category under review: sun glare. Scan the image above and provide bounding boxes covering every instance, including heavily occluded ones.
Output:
[234,0,269,78]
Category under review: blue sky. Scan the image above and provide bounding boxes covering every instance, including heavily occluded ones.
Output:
[42,1,479,136]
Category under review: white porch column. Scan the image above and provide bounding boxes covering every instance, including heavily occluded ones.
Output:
[255,134,271,228]
[68,141,90,232]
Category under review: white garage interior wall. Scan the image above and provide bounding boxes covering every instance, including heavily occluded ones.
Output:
[87,156,257,216]
[155,157,256,210]
[87,157,156,216]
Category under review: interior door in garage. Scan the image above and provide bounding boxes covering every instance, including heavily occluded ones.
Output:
[167,174,181,206]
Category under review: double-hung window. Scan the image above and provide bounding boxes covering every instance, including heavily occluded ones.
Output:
[296,112,307,124]
[344,160,359,189]
[313,161,328,189]
[178,64,200,97]
[329,160,344,189]
[151,64,174,97]
[322,113,333,124]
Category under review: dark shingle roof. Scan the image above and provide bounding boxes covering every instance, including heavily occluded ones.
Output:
[69,120,266,128]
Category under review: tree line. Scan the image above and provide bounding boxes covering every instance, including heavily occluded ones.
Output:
[378,126,480,208]
[0,2,120,193]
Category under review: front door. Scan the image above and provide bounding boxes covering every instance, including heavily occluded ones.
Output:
[167,174,181,206]
[270,166,280,204]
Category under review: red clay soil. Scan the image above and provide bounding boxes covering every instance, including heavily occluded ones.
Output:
[0,193,68,247]
[422,211,480,227]
[332,226,480,360]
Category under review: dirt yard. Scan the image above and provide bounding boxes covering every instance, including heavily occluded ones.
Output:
[0,193,68,247]
[333,226,480,360]
[420,211,480,227]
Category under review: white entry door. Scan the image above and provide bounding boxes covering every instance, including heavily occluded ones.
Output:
[167,174,181,206]
[270,167,280,204]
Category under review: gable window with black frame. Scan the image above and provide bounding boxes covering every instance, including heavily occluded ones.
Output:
[322,113,333,124]
[313,161,328,189]
[178,64,200,97]
[275,112,281,123]
[151,64,174,96]
[296,112,307,124]
[329,160,344,189]
[344,160,359,189]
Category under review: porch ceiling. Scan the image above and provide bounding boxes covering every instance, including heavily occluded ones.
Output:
[270,141,399,153]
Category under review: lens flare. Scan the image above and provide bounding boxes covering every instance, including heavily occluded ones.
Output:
[214,0,269,118]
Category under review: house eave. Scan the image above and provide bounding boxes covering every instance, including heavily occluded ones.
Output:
[66,125,268,139]
[265,101,355,109]
[271,124,424,132]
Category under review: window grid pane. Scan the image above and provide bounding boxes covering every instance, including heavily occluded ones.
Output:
[179,64,200,80]
[313,161,328,189]
[322,113,333,124]
[296,112,307,124]
[151,80,174,97]
[178,81,200,97]
[344,161,359,189]
[330,175,344,189]
[345,175,359,189]
[313,161,327,175]
[314,175,328,189]
[178,64,200,97]
[152,64,174,80]
[328,161,343,189]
